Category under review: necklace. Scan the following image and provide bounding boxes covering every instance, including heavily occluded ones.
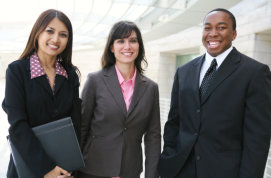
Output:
[42,66,55,75]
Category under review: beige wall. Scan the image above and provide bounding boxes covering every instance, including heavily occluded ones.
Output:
[0,53,20,79]
[72,49,103,91]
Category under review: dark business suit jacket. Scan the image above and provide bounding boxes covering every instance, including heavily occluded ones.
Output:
[158,48,271,178]
[80,66,161,178]
[2,58,81,178]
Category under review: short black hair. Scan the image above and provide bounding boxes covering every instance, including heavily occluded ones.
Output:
[205,8,236,30]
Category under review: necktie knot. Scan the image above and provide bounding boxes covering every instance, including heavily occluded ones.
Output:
[199,58,217,99]
[206,58,217,74]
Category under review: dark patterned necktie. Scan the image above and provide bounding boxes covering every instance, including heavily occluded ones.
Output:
[199,58,217,99]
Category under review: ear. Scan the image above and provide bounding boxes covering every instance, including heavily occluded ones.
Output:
[232,30,237,41]
[110,45,114,53]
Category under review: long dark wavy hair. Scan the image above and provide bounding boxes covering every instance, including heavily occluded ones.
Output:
[19,9,80,76]
[101,20,147,74]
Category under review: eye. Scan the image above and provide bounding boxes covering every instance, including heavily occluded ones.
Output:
[60,33,68,38]
[204,26,211,31]
[46,29,54,34]
[217,26,226,30]
[116,39,124,43]
[130,38,138,43]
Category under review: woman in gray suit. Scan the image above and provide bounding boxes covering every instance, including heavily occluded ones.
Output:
[78,21,161,178]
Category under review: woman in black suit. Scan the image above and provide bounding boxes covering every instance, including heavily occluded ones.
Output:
[2,9,81,178]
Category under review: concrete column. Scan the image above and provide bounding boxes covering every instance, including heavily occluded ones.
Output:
[253,33,271,67]
[157,52,176,99]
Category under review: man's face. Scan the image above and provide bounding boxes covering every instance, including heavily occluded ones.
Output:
[202,11,237,57]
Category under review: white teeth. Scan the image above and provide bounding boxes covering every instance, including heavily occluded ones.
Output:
[209,42,218,45]
[122,52,132,56]
[48,44,58,49]
[209,41,219,48]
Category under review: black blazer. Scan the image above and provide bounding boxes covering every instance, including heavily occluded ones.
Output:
[158,48,271,178]
[2,58,81,178]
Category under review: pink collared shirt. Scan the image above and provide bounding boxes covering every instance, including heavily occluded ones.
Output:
[115,65,136,111]
[30,53,68,92]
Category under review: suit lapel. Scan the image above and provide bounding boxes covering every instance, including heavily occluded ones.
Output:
[201,48,241,105]
[103,66,127,117]
[192,55,205,107]
[127,73,147,117]
[54,75,65,95]
[35,74,66,96]
[35,76,53,95]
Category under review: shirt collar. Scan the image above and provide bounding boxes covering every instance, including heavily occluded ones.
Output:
[30,53,68,79]
[205,46,233,69]
[115,64,137,85]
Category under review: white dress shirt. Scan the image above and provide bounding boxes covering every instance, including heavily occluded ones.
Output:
[199,46,233,86]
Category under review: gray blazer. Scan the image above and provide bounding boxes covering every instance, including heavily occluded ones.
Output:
[80,66,161,178]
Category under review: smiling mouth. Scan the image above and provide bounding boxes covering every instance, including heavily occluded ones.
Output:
[48,44,59,49]
[122,52,133,56]
[208,41,220,48]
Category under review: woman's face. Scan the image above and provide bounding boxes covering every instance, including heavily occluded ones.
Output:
[111,30,139,66]
[37,18,69,59]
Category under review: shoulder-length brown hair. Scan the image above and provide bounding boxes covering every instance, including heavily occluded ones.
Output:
[20,9,79,75]
[101,21,147,74]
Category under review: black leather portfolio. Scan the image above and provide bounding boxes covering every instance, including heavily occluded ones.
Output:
[7,117,85,178]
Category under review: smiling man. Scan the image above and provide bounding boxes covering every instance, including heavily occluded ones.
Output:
[158,8,271,178]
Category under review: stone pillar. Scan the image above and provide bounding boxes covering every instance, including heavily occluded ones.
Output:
[253,33,271,67]
[156,52,176,99]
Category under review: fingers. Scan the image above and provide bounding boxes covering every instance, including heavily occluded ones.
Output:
[56,166,71,177]
[57,175,71,178]
[44,166,71,178]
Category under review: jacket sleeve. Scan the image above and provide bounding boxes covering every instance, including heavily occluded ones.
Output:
[239,65,271,178]
[2,62,55,177]
[70,68,82,141]
[144,83,161,178]
[80,73,96,150]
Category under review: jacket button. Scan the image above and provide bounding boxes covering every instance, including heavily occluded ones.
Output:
[196,109,200,113]
[196,155,201,161]
[92,135,95,138]
[124,128,127,131]
[194,133,198,136]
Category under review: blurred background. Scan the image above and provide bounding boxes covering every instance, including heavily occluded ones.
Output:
[1,0,271,177]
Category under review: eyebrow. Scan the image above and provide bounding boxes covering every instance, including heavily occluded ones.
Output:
[46,26,68,33]
[204,22,228,26]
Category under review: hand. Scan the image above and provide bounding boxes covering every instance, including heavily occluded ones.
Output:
[44,166,71,178]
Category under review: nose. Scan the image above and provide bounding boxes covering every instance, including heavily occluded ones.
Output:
[124,41,131,49]
[52,34,60,43]
[209,29,218,36]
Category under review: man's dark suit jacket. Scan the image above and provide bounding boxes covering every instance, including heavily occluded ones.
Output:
[158,48,271,178]
[2,58,81,178]
[80,66,161,178]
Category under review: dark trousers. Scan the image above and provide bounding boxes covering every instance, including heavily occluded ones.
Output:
[77,171,110,178]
